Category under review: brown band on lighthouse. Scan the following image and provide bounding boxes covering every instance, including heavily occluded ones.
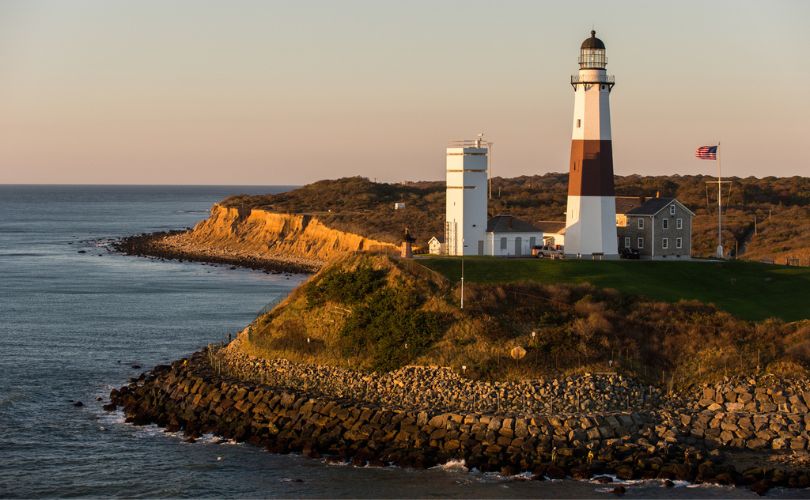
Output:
[567,140,615,196]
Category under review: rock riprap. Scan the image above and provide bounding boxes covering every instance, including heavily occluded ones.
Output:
[218,336,663,415]
[107,348,810,493]
[687,376,810,414]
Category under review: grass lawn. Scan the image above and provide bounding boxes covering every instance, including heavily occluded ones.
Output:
[418,257,810,322]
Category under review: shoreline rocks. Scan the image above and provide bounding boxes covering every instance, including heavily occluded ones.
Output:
[686,375,810,415]
[217,336,664,416]
[114,231,319,274]
[108,349,810,494]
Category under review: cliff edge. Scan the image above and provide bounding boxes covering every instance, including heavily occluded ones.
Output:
[122,203,398,272]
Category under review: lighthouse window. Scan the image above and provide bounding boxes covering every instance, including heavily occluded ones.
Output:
[601,85,605,90]
[576,119,581,128]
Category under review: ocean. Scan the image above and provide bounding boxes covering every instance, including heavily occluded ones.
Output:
[0,185,797,498]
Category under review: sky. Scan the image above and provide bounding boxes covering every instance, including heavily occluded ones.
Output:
[0,0,808,185]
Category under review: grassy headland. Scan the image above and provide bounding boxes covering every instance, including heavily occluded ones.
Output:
[419,258,810,322]
[238,252,809,389]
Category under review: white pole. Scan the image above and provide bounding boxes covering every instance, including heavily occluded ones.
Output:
[717,142,723,258]
[460,238,465,309]
[488,142,493,200]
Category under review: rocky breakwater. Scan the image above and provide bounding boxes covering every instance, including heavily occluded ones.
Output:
[666,376,810,456]
[220,336,664,415]
[108,349,810,493]
[116,204,397,273]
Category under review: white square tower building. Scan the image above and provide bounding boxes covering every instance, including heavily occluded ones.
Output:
[445,138,488,256]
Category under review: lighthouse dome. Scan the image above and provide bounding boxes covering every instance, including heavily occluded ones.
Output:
[580,30,605,50]
[579,30,607,69]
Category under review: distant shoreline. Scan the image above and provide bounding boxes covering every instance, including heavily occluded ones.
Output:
[114,230,319,275]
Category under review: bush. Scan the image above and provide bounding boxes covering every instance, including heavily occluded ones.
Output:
[305,265,387,308]
[338,285,448,371]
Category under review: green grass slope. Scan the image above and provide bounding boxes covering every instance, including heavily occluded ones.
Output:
[237,252,810,387]
[419,258,810,322]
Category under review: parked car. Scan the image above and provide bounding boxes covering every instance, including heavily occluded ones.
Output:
[532,245,564,260]
[620,247,640,259]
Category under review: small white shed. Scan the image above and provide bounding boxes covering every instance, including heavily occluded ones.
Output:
[427,236,445,255]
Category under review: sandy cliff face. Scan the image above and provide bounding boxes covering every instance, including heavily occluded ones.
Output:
[158,204,397,268]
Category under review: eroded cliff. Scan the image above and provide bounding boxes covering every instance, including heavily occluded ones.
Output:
[151,204,397,271]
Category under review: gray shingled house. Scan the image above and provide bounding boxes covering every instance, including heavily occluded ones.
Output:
[616,196,695,259]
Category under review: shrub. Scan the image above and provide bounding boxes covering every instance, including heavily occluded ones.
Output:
[305,265,387,308]
[338,285,448,372]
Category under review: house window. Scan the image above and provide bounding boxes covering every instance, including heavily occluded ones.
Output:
[577,119,581,128]
[637,218,644,229]
[662,238,669,249]
[669,205,676,215]
[500,237,507,250]
[637,237,644,249]
[676,218,683,229]
[529,236,536,248]
[624,236,630,248]
[676,237,683,249]
[662,219,669,230]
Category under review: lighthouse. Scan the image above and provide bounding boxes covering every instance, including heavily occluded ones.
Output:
[564,30,618,257]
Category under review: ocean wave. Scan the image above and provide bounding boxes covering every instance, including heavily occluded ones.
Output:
[432,459,468,473]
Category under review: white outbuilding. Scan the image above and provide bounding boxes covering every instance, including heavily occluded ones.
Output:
[427,236,445,255]
[445,137,489,256]
[485,215,542,257]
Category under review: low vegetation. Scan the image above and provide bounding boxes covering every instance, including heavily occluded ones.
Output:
[221,174,810,263]
[419,257,810,322]
[240,252,809,389]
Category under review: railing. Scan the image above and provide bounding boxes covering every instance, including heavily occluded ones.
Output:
[447,139,490,148]
[570,74,615,85]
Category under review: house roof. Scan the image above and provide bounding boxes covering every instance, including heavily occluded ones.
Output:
[534,220,566,234]
[615,196,644,215]
[626,197,696,217]
[428,236,444,244]
[486,215,540,233]
[615,196,696,217]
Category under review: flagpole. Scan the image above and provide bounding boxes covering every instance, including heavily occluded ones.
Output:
[717,141,723,258]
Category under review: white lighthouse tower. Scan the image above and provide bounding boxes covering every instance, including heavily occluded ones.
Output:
[564,30,618,257]
[445,136,488,256]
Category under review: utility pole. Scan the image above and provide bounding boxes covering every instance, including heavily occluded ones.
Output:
[460,238,465,309]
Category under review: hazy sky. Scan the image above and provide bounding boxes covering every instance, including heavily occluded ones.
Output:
[1,0,808,185]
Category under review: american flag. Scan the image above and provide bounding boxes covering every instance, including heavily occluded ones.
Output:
[695,145,718,160]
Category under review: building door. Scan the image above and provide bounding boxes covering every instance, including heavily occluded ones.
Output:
[515,237,522,256]
[477,240,484,256]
